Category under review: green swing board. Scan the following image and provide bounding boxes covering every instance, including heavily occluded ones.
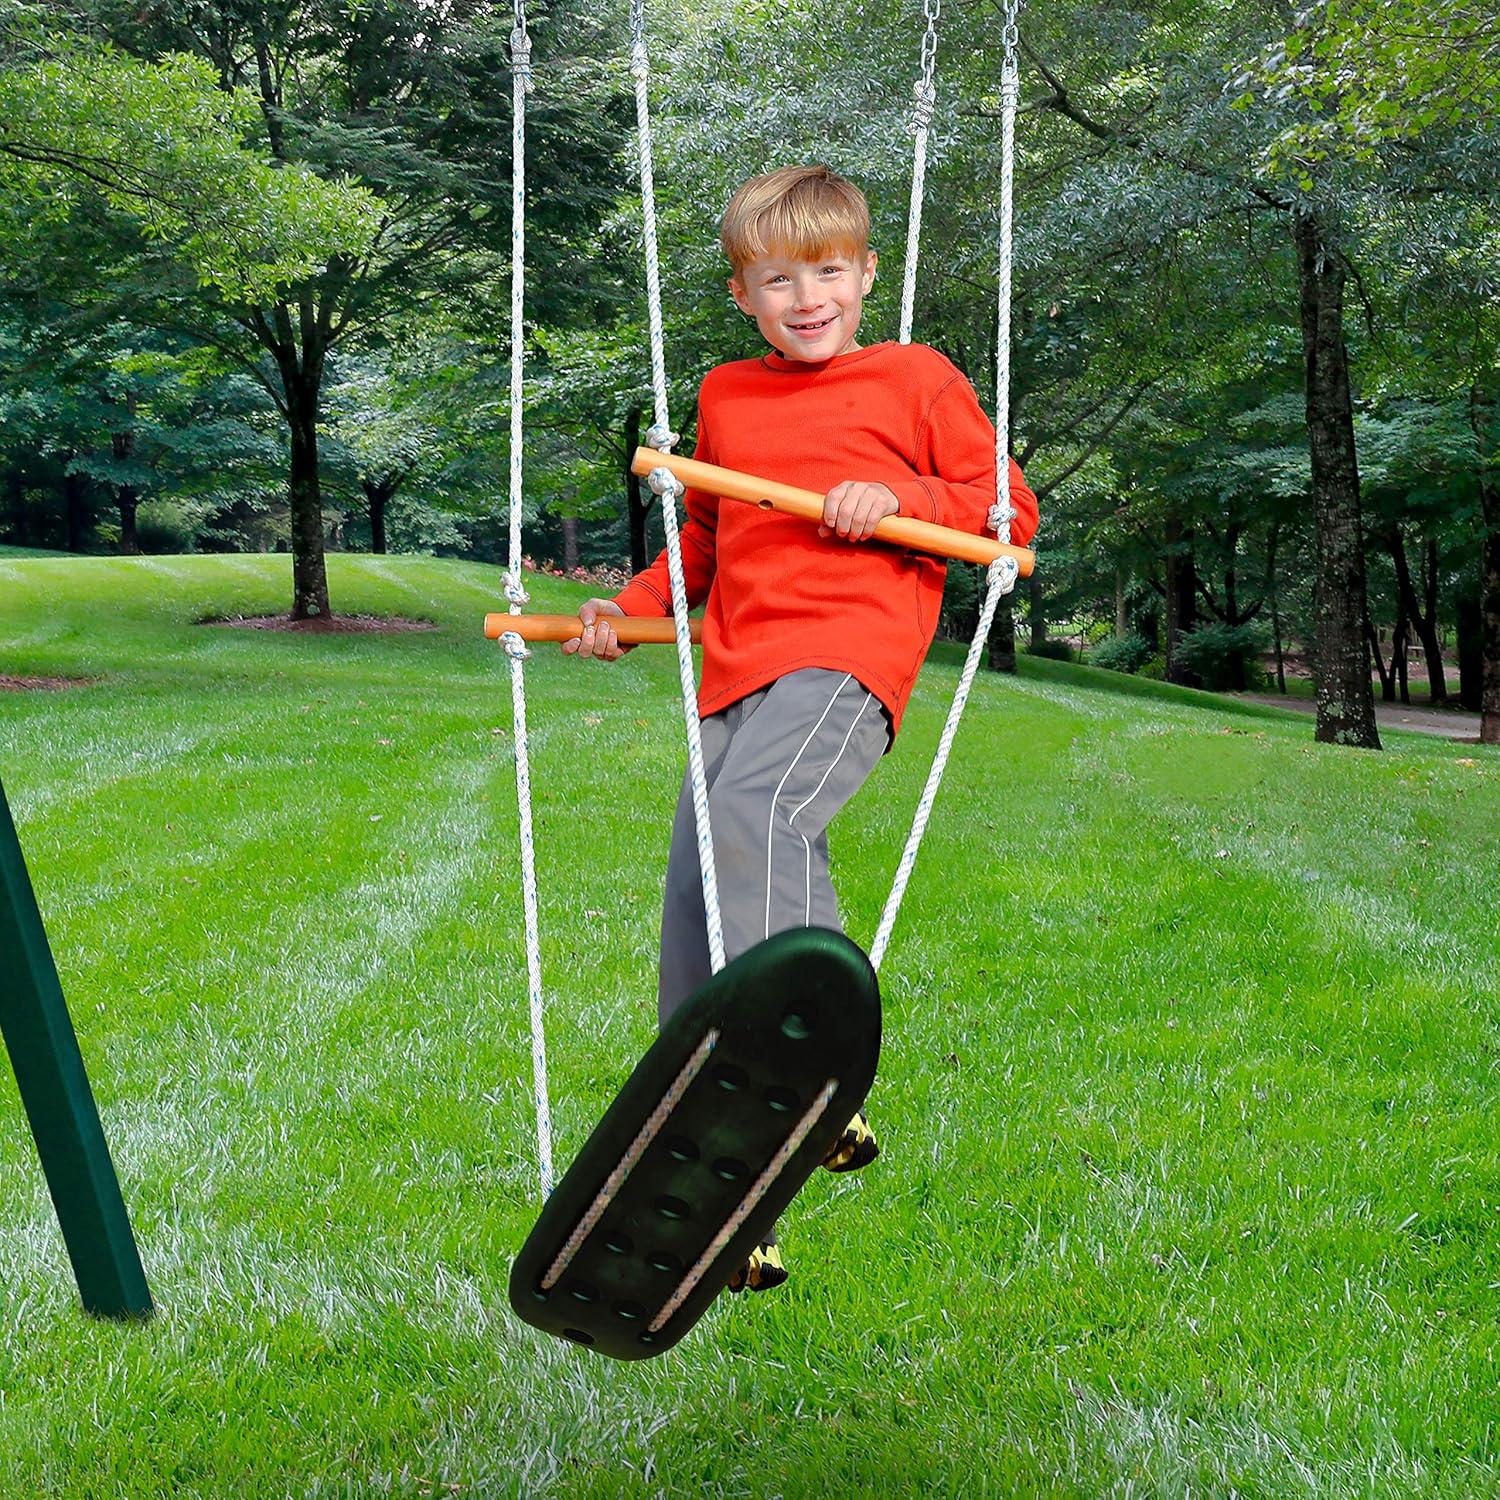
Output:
[509,926,880,1360]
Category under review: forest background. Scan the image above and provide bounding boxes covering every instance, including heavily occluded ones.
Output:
[1,0,1497,748]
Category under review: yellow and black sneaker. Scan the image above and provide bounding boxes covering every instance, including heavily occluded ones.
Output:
[727,1241,787,1293]
[822,1109,880,1173]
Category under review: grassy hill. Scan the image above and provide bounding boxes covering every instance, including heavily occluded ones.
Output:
[1,553,1496,1496]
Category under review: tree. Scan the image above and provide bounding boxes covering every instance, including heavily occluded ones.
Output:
[44,0,628,616]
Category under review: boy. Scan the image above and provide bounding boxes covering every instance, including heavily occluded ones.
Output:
[565,164,1038,1290]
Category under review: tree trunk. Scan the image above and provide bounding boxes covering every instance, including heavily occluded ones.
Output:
[5,469,23,540]
[1027,572,1046,650]
[288,401,330,619]
[1419,536,1447,703]
[1293,207,1380,749]
[561,514,579,572]
[1480,485,1500,745]
[1455,585,1482,712]
[1164,515,1201,687]
[1222,542,1246,691]
[1386,524,1447,704]
[988,596,1017,673]
[63,470,87,553]
[1114,569,1128,637]
[117,488,140,554]
[111,428,140,555]
[1267,522,1285,693]
[363,479,390,554]
[1366,617,1392,701]
[623,404,648,574]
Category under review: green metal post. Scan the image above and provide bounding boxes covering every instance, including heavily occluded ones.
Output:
[0,776,152,1319]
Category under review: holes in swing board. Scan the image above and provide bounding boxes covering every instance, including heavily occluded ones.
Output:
[601,1230,634,1256]
[655,1194,692,1222]
[646,1248,684,1275]
[562,1327,595,1346]
[568,1281,600,1304]
[664,1135,699,1164]
[781,1006,816,1040]
[712,1063,749,1092]
[764,1084,799,1113]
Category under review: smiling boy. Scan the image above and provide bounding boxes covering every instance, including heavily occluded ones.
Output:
[567,164,1039,1291]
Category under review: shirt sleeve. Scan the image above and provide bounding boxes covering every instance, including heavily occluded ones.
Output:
[885,373,1040,548]
[612,398,720,617]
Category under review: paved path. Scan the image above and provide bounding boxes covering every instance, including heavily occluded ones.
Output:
[1233,693,1484,743]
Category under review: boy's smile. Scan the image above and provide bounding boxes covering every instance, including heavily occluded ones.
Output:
[729,249,878,361]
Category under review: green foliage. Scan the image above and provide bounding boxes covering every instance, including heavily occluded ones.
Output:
[1238,0,1500,178]
[1090,630,1154,674]
[1176,619,1270,690]
[0,5,380,300]
[1026,637,1076,661]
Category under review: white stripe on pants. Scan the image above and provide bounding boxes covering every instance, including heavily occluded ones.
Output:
[657,668,889,1025]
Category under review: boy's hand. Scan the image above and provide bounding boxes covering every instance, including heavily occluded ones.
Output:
[820,481,900,542]
[562,598,631,660]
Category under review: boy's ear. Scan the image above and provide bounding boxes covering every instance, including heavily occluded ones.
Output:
[727,274,750,315]
[861,251,878,294]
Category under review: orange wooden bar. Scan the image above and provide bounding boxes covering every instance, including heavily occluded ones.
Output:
[485,612,703,644]
[629,447,1035,575]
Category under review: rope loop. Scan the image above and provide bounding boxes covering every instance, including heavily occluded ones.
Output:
[628,0,650,78]
[502,570,530,606]
[911,78,937,131]
[647,464,684,501]
[986,499,1017,534]
[987,554,1022,598]
[645,421,679,451]
[510,25,534,91]
[501,630,532,661]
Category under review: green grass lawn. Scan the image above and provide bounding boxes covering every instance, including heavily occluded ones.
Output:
[1,552,1496,1497]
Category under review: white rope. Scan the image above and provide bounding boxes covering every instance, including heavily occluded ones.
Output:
[499,5,555,1199]
[899,0,941,344]
[871,0,1024,973]
[630,0,726,975]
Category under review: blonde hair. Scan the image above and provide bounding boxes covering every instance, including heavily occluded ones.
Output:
[720,165,869,274]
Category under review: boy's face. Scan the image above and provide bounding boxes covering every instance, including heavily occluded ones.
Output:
[729,248,878,361]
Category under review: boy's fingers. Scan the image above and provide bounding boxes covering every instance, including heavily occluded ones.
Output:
[823,481,851,528]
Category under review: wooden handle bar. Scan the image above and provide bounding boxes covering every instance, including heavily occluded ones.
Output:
[630,447,1034,575]
[485,612,702,644]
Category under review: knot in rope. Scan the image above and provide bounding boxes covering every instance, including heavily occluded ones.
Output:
[987,554,1021,598]
[911,79,937,131]
[986,499,1018,534]
[510,26,534,92]
[645,421,678,451]
[502,570,530,606]
[647,464,684,501]
[500,630,532,661]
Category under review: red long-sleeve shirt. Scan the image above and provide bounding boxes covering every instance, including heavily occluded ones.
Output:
[613,341,1038,736]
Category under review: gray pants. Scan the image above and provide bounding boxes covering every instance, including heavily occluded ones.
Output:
[658,668,890,1025]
